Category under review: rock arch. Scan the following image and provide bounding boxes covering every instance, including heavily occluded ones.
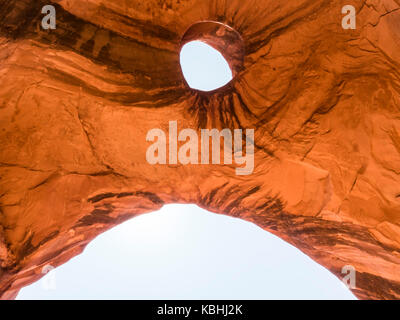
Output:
[0,0,400,299]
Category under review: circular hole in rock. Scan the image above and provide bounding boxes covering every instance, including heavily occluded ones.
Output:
[180,21,245,93]
[180,41,233,92]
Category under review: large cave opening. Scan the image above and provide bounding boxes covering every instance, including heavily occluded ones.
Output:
[17,205,356,299]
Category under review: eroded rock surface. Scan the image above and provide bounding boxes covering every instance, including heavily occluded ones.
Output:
[0,0,400,299]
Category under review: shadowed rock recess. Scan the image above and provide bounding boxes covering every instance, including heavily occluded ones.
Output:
[0,0,399,300]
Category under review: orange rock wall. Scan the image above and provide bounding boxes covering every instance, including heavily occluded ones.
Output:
[0,0,400,299]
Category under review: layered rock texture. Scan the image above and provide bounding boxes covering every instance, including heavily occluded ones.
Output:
[0,0,400,300]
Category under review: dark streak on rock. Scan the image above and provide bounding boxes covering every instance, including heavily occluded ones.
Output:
[100,5,179,43]
[47,68,187,106]
[202,182,230,206]
[135,191,164,205]
[80,191,164,226]
[76,208,114,227]
[18,233,35,260]
[351,272,400,300]
[17,230,59,261]
[88,193,117,203]
[116,192,134,198]
[88,191,164,205]
[224,186,261,214]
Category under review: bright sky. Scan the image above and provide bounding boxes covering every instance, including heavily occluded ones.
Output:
[17,204,356,300]
[180,41,233,91]
[17,42,356,300]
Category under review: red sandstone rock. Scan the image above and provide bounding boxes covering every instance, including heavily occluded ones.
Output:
[0,0,400,300]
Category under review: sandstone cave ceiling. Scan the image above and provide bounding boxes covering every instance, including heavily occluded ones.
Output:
[0,0,400,299]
